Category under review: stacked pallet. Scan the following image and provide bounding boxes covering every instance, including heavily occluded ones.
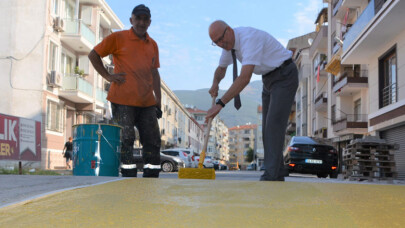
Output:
[343,138,398,181]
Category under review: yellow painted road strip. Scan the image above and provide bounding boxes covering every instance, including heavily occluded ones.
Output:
[1,179,404,227]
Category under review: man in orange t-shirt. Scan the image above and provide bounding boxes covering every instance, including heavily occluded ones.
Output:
[88,4,162,178]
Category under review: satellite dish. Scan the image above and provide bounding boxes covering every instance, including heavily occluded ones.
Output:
[308,38,313,46]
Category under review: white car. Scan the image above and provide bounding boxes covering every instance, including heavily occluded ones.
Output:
[194,155,214,168]
[161,148,195,168]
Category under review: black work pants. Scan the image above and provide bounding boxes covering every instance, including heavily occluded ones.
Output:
[261,61,298,181]
[112,103,161,178]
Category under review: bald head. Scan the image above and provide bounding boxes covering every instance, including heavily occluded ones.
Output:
[209,20,228,39]
[209,20,234,50]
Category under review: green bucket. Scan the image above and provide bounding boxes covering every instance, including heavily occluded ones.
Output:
[72,124,121,177]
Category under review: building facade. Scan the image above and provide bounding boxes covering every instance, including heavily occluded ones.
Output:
[228,124,257,169]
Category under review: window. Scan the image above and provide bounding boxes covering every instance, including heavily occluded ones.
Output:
[331,105,336,123]
[48,42,58,71]
[47,100,64,132]
[61,52,74,76]
[52,0,60,15]
[379,46,397,108]
[354,99,361,121]
[244,130,250,134]
[312,117,316,134]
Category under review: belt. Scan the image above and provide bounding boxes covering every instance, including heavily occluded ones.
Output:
[264,58,293,76]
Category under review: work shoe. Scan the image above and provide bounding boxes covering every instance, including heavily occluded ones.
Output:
[121,168,137,177]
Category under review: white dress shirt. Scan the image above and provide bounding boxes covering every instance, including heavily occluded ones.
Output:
[219,27,292,75]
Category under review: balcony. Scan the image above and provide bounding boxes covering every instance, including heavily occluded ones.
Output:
[325,48,342,76]
[59,75,93,103]
[95,88,108,108]
[309,26,328,57]
[335,0,365,20]
[314,127,328,138]
[314,92,328,112]
[61,19,96,53]
[342,0,405,64]
[333,114,368,134]
[333,71,368,96]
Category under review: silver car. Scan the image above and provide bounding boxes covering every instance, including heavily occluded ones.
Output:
[161,148,195,168]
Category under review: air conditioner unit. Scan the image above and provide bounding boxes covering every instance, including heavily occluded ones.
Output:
[53,17,65,32]
[49,70,62,87]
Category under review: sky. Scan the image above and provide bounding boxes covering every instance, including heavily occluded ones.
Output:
[105,0,326,91]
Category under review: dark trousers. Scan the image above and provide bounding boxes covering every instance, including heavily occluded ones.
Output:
[261,62,298,181]
[111,103,161,177]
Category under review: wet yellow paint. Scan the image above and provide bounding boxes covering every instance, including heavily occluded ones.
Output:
[1,179,405,227]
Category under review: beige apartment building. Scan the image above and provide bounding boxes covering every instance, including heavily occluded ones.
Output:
[228,124,257,169]
[160,81,204,153]
[0,0,204,170]
[288,0,405,179]
[186,107,229,160]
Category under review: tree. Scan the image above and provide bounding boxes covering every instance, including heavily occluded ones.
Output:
[245,147,254,163]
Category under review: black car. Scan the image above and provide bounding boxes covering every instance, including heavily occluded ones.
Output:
[133,148,185,172]
[283,136,338,178]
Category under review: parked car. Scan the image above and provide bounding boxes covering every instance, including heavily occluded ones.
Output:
[161,148,195,168]
[247,163,257,171]
[133,148,185,172]
[193,155,214,168]
[283,136,338,178]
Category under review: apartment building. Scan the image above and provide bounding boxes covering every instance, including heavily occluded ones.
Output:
[335,0,405,178]
[186,107,229,160]
[160,81,204,153]
[228,124,257,169]
[0,0,123,169]
[287,32,317,137]
[310,8,329,139]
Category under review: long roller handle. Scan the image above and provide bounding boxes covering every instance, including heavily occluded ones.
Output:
[198,97,216,169]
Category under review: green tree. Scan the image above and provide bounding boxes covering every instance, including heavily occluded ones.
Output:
[245,147,254,163]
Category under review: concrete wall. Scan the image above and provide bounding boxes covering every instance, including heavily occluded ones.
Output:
[0,0,48,122]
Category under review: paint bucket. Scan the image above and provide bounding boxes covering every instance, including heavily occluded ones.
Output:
[72,124,121,177]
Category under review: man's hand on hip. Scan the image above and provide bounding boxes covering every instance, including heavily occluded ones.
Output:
[106,72,127,85]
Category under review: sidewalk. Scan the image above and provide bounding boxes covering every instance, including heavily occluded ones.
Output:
[1,175,405,227]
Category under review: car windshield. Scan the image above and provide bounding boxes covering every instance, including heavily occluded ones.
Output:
[182,151,190,154]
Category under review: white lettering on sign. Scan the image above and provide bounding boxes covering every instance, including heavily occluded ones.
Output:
[0,119,17,142]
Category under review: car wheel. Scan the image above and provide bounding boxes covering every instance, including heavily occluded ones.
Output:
[162,162,174,172]
[317,173,328,178]
[329,172,338,179]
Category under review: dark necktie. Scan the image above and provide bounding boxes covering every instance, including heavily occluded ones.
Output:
[231,49,242,110]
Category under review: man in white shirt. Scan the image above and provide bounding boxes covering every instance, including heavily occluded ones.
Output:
[206,20,298,181]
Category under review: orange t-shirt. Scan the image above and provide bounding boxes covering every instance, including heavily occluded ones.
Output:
[94,29,160,107]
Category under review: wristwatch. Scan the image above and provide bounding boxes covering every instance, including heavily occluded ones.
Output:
[215,98,225,107]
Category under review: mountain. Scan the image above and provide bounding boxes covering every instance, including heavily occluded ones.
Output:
[174,80,263,127]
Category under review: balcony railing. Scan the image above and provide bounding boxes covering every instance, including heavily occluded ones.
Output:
[96,88,107,103]
[343,0,375,52]
[315,92,328,104]
[333,70,368,93]
[62,75,93,97]
[382,83,397,107]
[64,19,96,45]
[333,114,368,132]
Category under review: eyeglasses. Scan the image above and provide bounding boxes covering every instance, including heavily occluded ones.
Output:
[212,27,227,46]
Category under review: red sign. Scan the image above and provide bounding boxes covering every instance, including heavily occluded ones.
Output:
[0,113,41,161]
